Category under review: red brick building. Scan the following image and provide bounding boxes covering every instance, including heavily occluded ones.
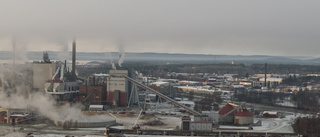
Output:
[0,112,6,123]
[78,86,106,105]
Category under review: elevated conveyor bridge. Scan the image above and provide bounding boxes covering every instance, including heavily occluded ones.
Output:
[122,75,201,115]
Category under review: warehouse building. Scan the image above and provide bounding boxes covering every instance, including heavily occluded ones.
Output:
[218,103,254,125]
[181,115,213,131]
[219,103,237,123]
[234,109,254,125]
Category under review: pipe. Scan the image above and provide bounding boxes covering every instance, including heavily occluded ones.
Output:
[52,67,60,80]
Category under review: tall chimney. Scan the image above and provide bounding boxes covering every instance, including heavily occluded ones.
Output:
[264,63,267,88]
[72,40,76,76]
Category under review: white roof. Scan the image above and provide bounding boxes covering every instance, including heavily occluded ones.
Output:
[263,111,278,115]
[10,114,29,117]
[179,81,200,84]
[148,93,156,97]
[94,73,109,77]
[208,78,216,80]
[232,85,245,88]
[156,79,178,82]
[259,78,283,82]
[151,82,168,85]
[177,100,195,105]
[89,105,104,109]
[176,86,219,93]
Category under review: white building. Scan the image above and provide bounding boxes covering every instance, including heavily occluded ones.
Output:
[190,121,212,131]
[107,70,128,107]
[33,60,57,91]
[259,78,282,87]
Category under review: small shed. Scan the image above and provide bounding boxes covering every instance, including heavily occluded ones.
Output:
[263,111,278,118]
[10,114,30,124]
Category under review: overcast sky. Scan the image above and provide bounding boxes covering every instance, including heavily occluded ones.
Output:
[0,0,320,56]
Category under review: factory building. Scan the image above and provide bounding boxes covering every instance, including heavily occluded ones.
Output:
[259,78,282,88]
[218,103,237,123]
[107,70,128,107]
[218,103,254,125]
[41,40,80,103]
[0,108,32,124]
[78,86,106,105]
[181,115,213,131]
[32,52,57,91]
[85,74,109,86]
[190,121,213,131]
[234,109,254,125]
[78,74,109,105]
[79,70,130,107]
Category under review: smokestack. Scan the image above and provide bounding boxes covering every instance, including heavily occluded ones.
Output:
[65,60,67,70]
[12,38,16,65]
[265,63,267,88]
[72,40,76,76]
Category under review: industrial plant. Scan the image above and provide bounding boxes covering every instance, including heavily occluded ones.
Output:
[0,41,313,137]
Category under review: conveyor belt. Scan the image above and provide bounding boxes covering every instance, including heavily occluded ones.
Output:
[123,75,200,115]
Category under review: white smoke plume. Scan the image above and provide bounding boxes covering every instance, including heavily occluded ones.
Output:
[118,49,125,67]
[0,90,114,123]
[106,52,116,70]
[112,62,116,70]
[0,63,114,126]
[117,39,125,67]
[118,52,125,67]
[57,41,69,62]
[12,37,28,64]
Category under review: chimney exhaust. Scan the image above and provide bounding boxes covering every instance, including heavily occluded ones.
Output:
[265,63,267,88]
[72,40,76,77]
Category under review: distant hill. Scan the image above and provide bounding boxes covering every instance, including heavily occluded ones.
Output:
[307,58,320,62]
[0,51,318,65]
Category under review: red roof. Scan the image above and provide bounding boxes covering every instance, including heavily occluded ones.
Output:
[182,116,191,120]
[235,109,253,117]
[219,104,235,115]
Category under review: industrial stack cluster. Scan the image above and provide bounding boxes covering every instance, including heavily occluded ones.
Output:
[31,40,130,107]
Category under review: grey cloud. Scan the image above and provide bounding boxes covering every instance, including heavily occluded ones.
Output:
[0,0,320,56]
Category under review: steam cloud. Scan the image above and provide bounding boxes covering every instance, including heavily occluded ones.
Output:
[0,63,113,125]
[57,41,69,62]
[118,52,125,67]
[0,84,84,122]
[12,37,28,64]
[117,41,125,67]
[106,52,116,70]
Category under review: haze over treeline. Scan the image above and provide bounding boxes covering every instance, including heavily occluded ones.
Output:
[1,51,320,65]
